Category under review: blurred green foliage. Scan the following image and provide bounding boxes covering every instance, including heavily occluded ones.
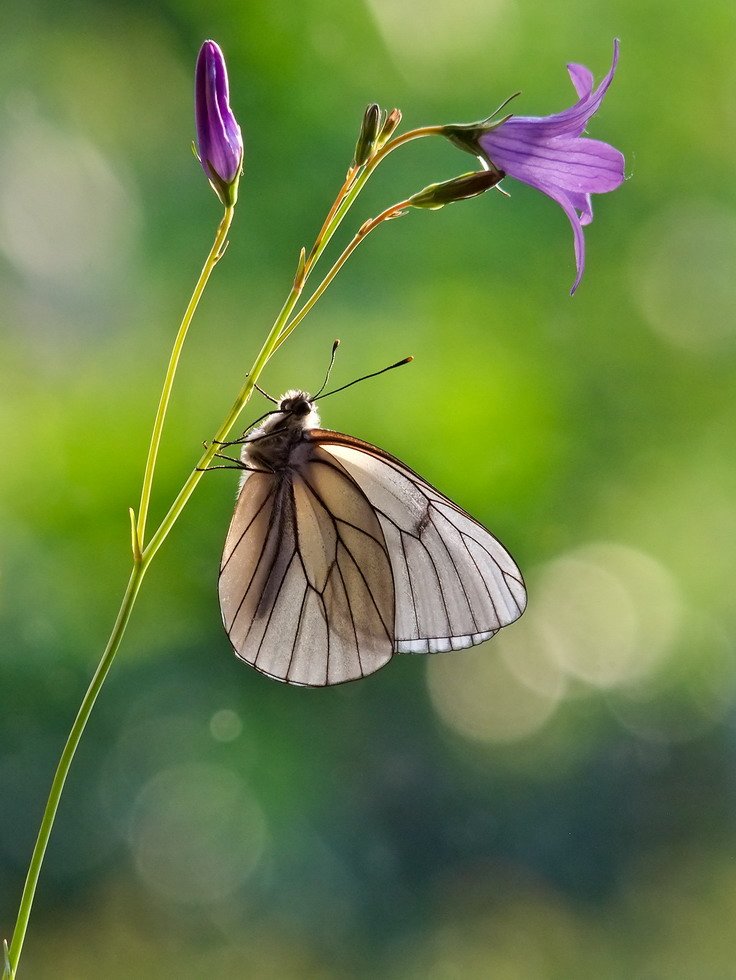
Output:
[1,0,735,976]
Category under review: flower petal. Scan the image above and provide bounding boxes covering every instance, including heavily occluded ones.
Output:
[195,40,243,189]
[505,39,620,139]
[567,191,594,226]
[567,62,594,99]
[480,130,625,195]
[445,40,623,293]
[533,180,587,295]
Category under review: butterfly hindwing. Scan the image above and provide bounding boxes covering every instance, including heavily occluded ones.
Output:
[219,458,394,686]
[311,431,527,654]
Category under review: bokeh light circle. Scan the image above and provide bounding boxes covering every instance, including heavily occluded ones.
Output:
[0,114,140,292]
[129,763,267,906]
[427,645,561,744]
[209,708,243,742]
[536,542,682,689]
[630,201,736,353]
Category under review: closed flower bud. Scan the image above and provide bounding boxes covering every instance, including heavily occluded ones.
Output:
[195,40,244,207]
[353,103,382,168]
[408,168,504,211]
[377,107,402,146]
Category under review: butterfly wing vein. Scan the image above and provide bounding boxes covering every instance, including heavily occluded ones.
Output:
[219,463,394,686]
[218,432,526,686]
[316,435,526,655]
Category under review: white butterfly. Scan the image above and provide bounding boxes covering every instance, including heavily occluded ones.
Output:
[218,382,526,687]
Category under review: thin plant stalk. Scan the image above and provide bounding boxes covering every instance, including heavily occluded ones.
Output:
[6,123,445,980]
[6,205,236,977]
[137,206,235,545]
[5,566,145,978]
[274,198,413,352]
[5,281,299,980]
[301,125,444,285]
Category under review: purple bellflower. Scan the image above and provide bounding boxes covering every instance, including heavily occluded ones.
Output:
[195,40,243,206]
[445,40,624,293]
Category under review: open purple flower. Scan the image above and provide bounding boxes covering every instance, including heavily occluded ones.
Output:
[445,40,624,293]
[195,40,243,206]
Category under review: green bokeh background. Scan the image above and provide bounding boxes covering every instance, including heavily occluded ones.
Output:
[2,0,735,976]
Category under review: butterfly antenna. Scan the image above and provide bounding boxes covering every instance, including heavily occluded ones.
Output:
[314,355,413,401]
[313,339,341,398]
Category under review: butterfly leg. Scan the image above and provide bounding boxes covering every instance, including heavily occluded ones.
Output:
[197,455,274,474]
[206,437,246,449]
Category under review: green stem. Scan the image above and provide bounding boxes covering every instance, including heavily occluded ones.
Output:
[6,122,445,979]
[276,124,443,353]
[6,207,235,978]
[141,281,303,567]
[5,284,297,980]
[274,197,413,353]
[301,125,444,285]
[137,206,234,546]
[7,563,145,977]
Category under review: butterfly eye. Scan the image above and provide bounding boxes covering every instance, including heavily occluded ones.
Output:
[292,399,311,417]
[280,398,293,412]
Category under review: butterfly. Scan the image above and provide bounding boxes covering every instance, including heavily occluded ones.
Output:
[217,356,526,687]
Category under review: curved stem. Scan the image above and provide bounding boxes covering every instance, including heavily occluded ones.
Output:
[6,278,299,980]
[4,291,287,980]
[274,199,413,353]
[141,282,303,568]
[6,122,446,980]
[302,125,444,284]
[141,134,446,534]
[7,563,145,977]
[137,206,234,545]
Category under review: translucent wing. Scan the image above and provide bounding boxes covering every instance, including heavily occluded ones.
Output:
[311,430,526,654]
[218,457,395,686]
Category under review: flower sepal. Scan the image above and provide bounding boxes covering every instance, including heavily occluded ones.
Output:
[441,113,513,158]
[206,152,243,207]
[376,107,402,147]
[192,141,242,207]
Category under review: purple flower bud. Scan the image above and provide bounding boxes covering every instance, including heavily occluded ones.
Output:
[195,40,243,206]
[444,40,624,294]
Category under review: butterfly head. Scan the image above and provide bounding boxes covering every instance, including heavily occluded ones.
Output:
[276,389,320,430]
[278,391,313,418]
[242,390,320,470]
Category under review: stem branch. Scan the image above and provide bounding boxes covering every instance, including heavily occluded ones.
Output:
[6,120,446,979]
[275,198,413,352]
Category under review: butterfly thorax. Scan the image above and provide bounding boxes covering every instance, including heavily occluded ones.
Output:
[241,389,321,471]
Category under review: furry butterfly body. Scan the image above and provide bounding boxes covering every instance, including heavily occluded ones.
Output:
[219,390,526,686]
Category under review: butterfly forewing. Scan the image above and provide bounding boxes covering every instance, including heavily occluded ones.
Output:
[312,431,526,655]
[219,455,394,686]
